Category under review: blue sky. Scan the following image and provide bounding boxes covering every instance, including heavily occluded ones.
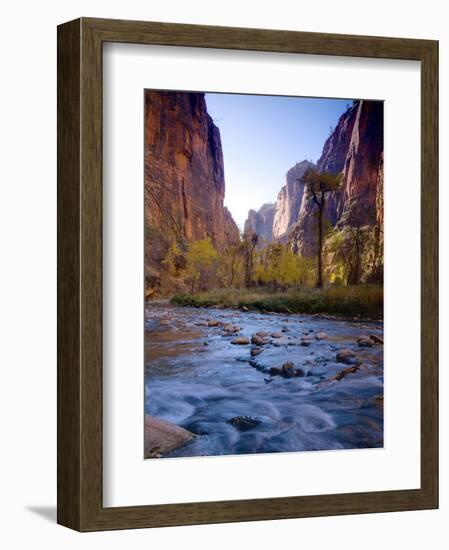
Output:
[205,93,351,229]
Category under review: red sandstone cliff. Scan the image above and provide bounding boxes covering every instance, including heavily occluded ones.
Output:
[144,91,240,288]
[290,100,384,264]
[241,99,383,283]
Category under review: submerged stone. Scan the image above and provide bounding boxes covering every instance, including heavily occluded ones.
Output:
[227,415,261,431]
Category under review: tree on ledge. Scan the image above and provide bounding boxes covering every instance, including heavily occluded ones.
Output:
[301,168,342,288]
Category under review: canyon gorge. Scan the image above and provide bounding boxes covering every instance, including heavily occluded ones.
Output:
[144,92,384,459]
[145,92,384,293]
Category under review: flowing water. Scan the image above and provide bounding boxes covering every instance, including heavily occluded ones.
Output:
[144,302,383,458]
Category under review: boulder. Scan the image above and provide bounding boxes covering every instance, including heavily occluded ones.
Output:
[315,332,328,340]
[250,347,263,357]
[144,415,194,458]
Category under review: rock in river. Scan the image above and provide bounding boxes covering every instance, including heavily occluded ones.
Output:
[336,349,357,364]
[357,336,374,347]
[223,324,240,334]
[144,415,194,458]
[332,365,360,381]
[231,336,250,345]
[315,332,328,340]
[251,334,269,346]
[227,415,261,431]
[270,361,305,378]
[251,347,263,357]
[369,334,384,344]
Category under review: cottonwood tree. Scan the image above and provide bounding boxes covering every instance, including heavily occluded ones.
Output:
[326,224,370,286]
[301,168,342,288]
[162,242,187,277]
[185,238,218,293]
[255,243,311,288]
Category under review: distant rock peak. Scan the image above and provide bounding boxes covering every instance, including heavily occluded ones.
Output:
[272,159,316,240]
[243,203,276,244]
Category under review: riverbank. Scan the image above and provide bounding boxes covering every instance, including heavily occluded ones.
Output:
[171,285,383,319]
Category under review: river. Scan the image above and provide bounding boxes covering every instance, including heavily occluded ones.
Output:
[144,302,383,458]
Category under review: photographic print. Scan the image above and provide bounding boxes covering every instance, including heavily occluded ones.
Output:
[144,90,384,459]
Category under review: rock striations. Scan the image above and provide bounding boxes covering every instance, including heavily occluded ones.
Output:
[243,203,276,244]
[290,100,383,256]
[243,100,384,279]
[145,91,240,286]
[272,160,316,240]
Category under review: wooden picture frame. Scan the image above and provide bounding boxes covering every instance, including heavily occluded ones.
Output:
[57,17,438,531]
